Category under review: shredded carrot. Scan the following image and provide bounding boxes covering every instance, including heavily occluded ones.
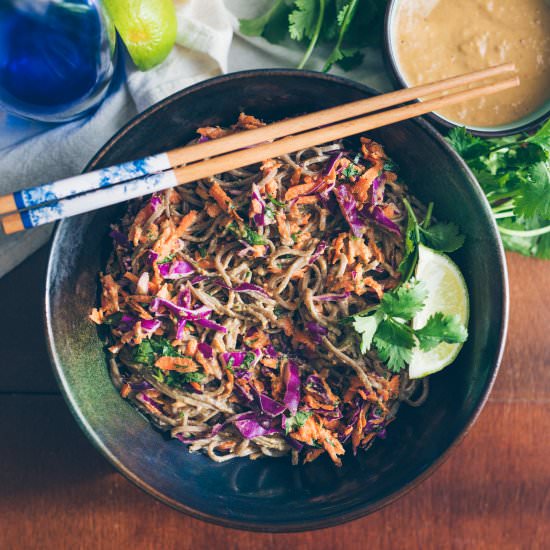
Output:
[216,441,236,452]
[244,329,270,349]
[154,356,198,372]
[120,383,131,398]
[331,232,347,263]
[100,274,119,315]
[185,339,198,357]
[235,112,265,129]
[210,182,240,220]
[290,168,302,186]
[206,201,222,217]
[353,161,383,204]
[296,195,318,205]
[89,308,104,325]
[124,272,139,284]
[292,331,316,352]
[303,448,324,464]
[175,210,198,237]
[284,180,318,201]
[197,125,229,139]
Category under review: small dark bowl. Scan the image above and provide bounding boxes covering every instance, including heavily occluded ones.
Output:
[45,69,508,532]
[384,0,550,137]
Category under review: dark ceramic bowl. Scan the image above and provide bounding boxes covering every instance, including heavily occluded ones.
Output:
[45,69,508,532]
[384,0,550,137]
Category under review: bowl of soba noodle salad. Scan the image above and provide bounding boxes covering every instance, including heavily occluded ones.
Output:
[46,70,508,531]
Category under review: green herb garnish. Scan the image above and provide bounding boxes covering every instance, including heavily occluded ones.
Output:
[242,351,257,369]
[351,280,467,373]
[157,253,175,265]
[225,356,235,374]
[228,221,267,246]
[398,198,465,282]
[285,410,312,435]
[447,121,550,259]
[133,336,181,365]
[341,163,360,179]
[267,195,286,207]
[240,0,387,72]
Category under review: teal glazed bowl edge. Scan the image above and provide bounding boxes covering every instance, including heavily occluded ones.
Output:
[45,69,509,532]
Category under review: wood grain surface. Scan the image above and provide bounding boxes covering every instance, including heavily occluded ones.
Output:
[1,247,548,550]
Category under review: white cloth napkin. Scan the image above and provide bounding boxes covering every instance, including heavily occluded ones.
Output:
[0,0,389,278]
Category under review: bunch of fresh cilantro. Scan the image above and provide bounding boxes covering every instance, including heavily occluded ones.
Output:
[447,120,550,259]
[240,0,387,71]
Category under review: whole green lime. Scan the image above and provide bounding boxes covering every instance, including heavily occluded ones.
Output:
[103,0,177,70]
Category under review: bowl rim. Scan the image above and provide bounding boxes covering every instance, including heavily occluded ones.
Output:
[383,0,550,138]
[44,67,509,533]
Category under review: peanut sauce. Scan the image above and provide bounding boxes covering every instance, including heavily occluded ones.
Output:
[394,0,550,127]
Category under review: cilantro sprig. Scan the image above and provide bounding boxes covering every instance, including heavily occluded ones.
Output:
[227,221,267,246]
[351,280,467,373]
[285,410,312,434]
[240,1,387,72]
[398,198,465,283]
[447,121,550,259]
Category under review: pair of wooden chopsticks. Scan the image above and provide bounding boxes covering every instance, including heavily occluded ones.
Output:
[0,64,519,235]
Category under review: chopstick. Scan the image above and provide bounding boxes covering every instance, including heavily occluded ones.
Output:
[0,63,515,218]
[1,68,519,235]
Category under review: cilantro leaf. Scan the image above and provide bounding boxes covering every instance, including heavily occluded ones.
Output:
[352,311,382,353]
[415,313,468,351]
[446,126,491,161]
[526,118,550,153]
[514,162,550,220]
[242,351,257,369]
[341,163,360,178]
[133,336,180,365]
[289,0,318,40]
[372,318,415,373]
[420,222,465,253]
[239,0,291,43]
[133,339,155,364]
[380,280,428,320]
[179,371,206,384]
[267,195,285,207]
[228,221,267,245]
[323,0,359,71]
[285,410,312,435]
[535,232,550,259]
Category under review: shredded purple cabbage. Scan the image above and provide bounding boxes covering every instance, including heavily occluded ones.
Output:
[323,152,343,176]
[283,360,301,415]
[308,240,327,264]
[305,321,328,344]
[334,184,364,237]
[158,260,195,279]
[214,279,270,299]
[150,297,212,320]
[196,318,227,333]
[369,205,401,235]
[197,342,213,359]
[233,411,281,439]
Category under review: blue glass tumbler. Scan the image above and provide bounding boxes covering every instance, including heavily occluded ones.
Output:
[0,0,116,122]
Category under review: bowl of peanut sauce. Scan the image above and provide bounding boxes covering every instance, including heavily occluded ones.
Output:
[385,0,550,136]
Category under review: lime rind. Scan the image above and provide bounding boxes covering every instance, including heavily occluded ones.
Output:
[103,0,177,71]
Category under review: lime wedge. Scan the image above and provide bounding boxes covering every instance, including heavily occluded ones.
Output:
[103,0,177,70]
[408,244,469,379]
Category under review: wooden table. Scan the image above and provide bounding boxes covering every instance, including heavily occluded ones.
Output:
[1,246,548,550]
